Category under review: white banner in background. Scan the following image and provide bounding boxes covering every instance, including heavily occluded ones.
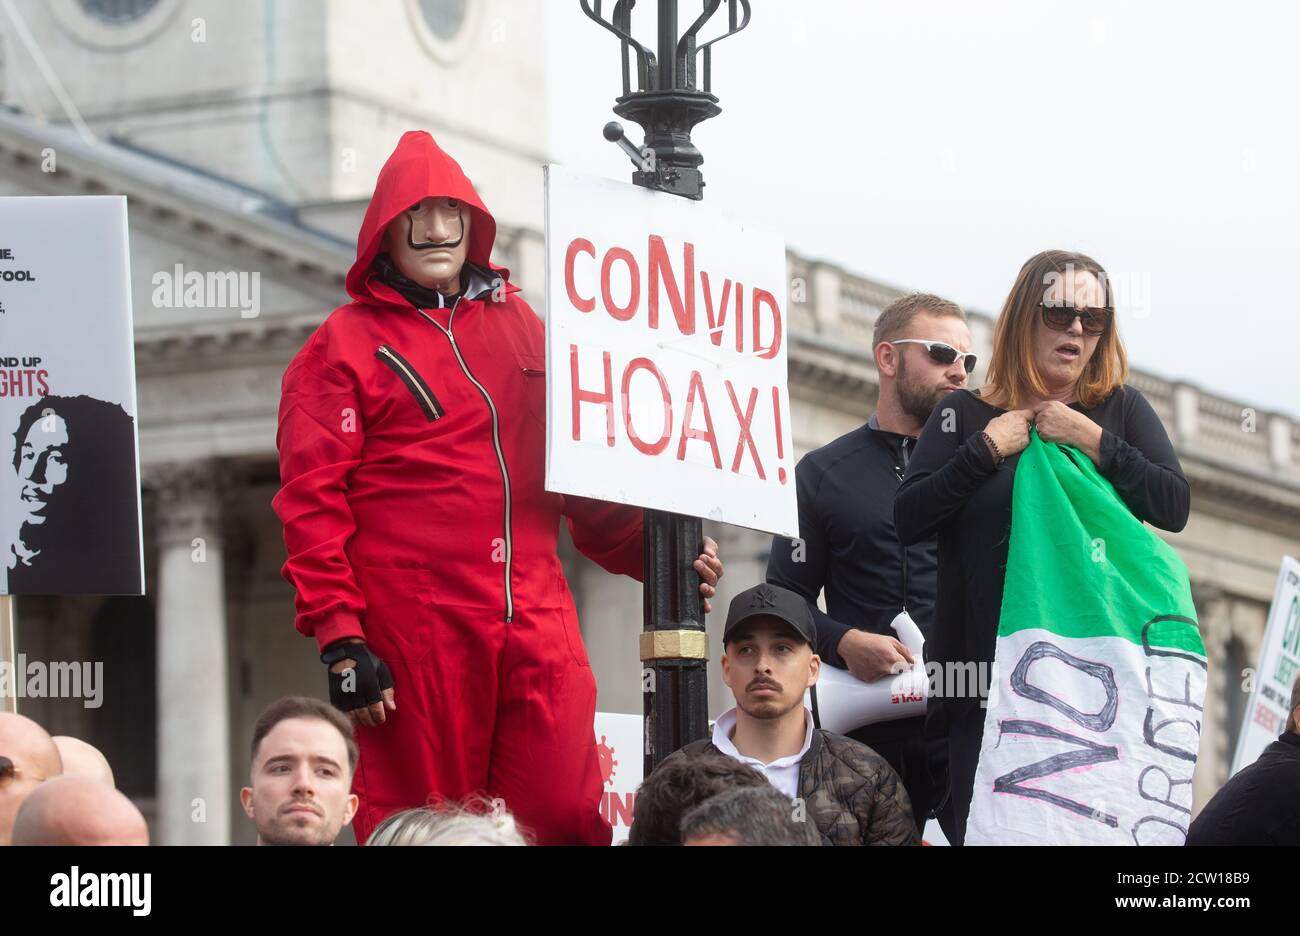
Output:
[593,711,642,844]
[1231,555,1300,775]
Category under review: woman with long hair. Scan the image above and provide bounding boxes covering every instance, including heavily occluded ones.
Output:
[895,249,1190,844]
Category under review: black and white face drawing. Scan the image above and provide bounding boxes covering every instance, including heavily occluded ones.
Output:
[16,412,70,530]
[5,395,141,596]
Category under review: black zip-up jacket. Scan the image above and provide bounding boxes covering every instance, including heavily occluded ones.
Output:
[767,414,939,669]
[1186,732,1300,845]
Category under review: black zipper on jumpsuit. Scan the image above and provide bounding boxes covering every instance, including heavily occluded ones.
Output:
[375,344,445,420]
[417,296,514,624]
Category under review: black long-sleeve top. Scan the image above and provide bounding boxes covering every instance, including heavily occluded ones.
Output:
[767,415,940,751]
[894,384,1190,673]
[767,415,939,670]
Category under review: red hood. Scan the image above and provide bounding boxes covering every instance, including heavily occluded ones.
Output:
[346,130,512,305]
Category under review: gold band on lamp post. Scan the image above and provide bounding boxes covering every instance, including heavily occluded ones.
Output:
[639,629,708,662]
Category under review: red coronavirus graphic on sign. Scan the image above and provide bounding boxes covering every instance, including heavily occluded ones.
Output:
[596,735,618,787]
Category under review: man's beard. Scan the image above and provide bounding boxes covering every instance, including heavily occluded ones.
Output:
[897,356,950,425]
[259,813,340,846]
[737,686,802,721]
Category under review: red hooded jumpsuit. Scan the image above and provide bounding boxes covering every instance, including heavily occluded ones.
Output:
[272,131,642,845]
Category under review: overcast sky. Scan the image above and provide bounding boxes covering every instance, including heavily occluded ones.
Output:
[546,1,1300,419]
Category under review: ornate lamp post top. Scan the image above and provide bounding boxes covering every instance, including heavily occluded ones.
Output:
[580,0,751,200]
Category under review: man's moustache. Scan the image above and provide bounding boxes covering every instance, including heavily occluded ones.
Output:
[282,800,323,816]
[406,212,464,250]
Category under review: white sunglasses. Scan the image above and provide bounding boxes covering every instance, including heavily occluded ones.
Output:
[888,339,978,374]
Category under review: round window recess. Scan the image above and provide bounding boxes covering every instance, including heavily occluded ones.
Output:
[79,0,162,25]
[407,0,479,65]
[51,0,180,50]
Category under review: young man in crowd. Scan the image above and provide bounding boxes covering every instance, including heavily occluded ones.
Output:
[240,696,359,846]
[651,583,919,845]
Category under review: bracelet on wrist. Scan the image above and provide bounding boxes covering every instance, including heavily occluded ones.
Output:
[981,430,1003,464]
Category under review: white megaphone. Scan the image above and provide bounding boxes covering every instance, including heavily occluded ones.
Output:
[806,610,928,735]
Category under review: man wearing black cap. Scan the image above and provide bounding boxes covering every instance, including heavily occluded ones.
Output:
[649,583,918,845]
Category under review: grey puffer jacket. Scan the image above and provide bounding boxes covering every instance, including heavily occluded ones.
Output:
[661,729,919,846]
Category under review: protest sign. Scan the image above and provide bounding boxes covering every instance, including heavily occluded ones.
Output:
[0,196,143,596]
[1231,555,1300,775]
[543,165,796,536]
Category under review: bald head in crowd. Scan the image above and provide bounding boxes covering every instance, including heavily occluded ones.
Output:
[0,712,63,846]
[12,775,148,845]
[53,736,115,787]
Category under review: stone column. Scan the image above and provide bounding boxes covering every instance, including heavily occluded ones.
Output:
[1172,383,1200,448]
[152,461,231,845]
[1190,581,1230,814]
[808,263,843,335]
[1267,413,1293,470]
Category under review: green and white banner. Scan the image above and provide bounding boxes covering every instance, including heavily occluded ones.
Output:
[966,430,1205,846]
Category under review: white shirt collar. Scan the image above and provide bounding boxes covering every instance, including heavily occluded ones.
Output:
[711,705,814,768]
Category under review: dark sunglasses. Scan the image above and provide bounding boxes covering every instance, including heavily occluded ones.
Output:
[889,339,978,374]
[1039,302,1111,337]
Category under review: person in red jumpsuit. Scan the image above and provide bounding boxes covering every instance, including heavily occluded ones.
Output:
[272,131,723,846]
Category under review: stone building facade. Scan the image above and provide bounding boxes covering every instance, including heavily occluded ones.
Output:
[1,0,1296,843]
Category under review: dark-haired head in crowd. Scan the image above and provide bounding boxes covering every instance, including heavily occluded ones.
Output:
[240,696,359,845]
[895,250,1189,844]
[681,784,821,846]
[627,754,768,846]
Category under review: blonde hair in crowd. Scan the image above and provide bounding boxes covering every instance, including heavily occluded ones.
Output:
[366,797,530,846]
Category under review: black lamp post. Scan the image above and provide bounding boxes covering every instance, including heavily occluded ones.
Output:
[579,0,751,776]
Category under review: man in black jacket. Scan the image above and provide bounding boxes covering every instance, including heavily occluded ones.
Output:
[767,293,972,835]
[1186,674,1300,846]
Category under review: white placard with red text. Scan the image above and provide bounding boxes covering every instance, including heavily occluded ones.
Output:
[593,711,642,844]
[1231,555,1300,775]
[543,164,797,537]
